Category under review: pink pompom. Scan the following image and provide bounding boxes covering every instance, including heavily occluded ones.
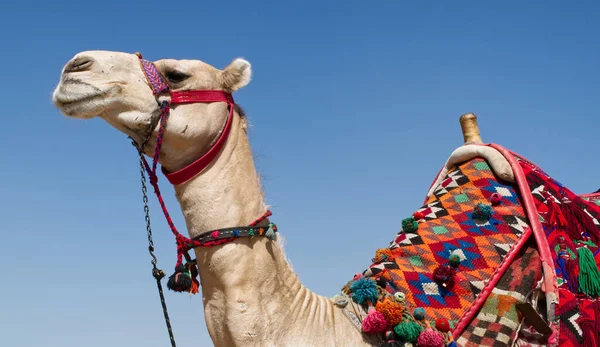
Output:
[417,327,445,347]
[362,307,387,334]
[211,231,220,238]
[353,273,363,280]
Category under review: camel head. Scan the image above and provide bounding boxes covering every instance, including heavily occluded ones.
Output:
[53,50,252,171]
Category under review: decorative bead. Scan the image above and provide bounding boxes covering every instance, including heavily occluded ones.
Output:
[448,254,461,268]
[350,277,379,305]
[402,217,418,233]
[393,292,406,303]
[233,229,239,237]
[435,317,450,332]
[433,264,457,289]
[413,211,425,220]
[362,306,388,334]
[332,294,348,307]
[376,297,405,326]
[393,321,422,343]
[385,330,395,340]
[265,224,277,240]
[490,192,503,205]
[472,202,492,220]
[413,307,425,320]
[248,228,254,236]
[210,231,220,239]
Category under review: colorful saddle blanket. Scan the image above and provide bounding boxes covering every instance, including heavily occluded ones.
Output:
[336,144,600,347]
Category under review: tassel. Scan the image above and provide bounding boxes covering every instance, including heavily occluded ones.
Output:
[433,264,456,289]
[376,297,404,326]
[166,264,193,292]
[435,317,450,332]
[265,223,277,240]
[402,217,418,233]
[546,198,567,229]
[413,307,426,320]
[577,245,600,297]
[557,254,569,284]
[349,277,379,305]
[566,257,580,293]
[417,323,445,347]
[362,306,388,334]
[393,320,422,343]
[490,192,503,205]
[561,201,600,244]
[190,278,199,294]
[186,262,200,294]
[472,202,492,220]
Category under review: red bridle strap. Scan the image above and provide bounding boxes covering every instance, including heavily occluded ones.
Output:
[161,90,235,185]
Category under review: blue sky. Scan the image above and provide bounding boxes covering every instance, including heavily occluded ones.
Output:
[1,1,598,346]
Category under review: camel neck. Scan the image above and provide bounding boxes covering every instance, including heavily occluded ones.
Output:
[169,115,301,344]
[167,115,371,346]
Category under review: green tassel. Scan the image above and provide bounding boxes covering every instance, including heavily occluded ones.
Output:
[248,228,254,236]
[392,320,422,343]
[577,246,600,297]
[265,223,277,240]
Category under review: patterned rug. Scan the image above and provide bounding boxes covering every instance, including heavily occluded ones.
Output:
[334,144,600,347]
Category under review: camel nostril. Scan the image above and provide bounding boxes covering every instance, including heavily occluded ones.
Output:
[65,57,95,73]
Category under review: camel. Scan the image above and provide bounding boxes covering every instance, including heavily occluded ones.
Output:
[53,51,600,347]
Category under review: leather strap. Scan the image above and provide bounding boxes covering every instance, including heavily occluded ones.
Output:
[161,91,235,185]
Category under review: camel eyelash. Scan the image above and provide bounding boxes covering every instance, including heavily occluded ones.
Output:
[164,70,190,83]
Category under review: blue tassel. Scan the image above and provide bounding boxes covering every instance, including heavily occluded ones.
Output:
[233,229,239,237]
[350,277,378,305]
[556,253,573,291]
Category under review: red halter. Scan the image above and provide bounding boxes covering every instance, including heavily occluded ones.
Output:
[135,52,235,185]
[133,52,273,265]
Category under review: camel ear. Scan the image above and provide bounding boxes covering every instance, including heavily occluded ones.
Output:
[221,58,252,91]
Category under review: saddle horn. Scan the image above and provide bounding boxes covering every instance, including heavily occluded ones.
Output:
[459,113,483,144]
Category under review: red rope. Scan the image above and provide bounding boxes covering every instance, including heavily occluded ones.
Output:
[136,110,272,266]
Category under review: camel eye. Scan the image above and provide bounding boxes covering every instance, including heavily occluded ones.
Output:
[165,70,189,83]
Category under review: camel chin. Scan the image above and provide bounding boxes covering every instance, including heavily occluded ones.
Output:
[53,81,119,119]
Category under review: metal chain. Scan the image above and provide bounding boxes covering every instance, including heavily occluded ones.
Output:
[138,155,177,347]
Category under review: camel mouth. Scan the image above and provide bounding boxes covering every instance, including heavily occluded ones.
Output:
[53,79,116,118]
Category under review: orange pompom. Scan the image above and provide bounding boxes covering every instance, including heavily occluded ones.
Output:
[376,297,405,326]
[374,248,395,262]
